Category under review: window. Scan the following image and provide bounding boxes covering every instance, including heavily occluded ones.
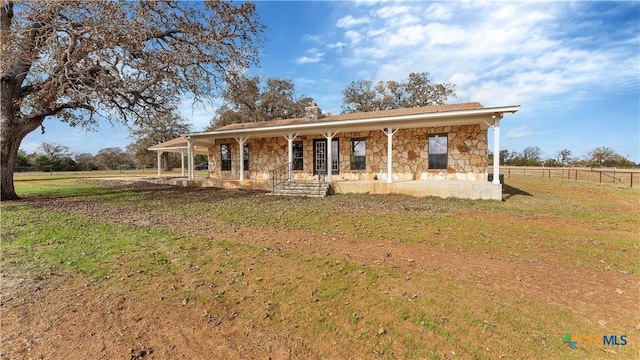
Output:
[350,138,366,170]
[243,144,249,171]
[331,139,339,173]
[428,134,447,169]
[292,141,303,170]
[221,144,231,171]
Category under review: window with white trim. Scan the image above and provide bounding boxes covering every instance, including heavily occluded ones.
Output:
[350,138,366,170]
[221,144,232,171]
[428,134,447,169]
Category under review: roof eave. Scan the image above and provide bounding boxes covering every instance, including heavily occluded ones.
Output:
[186,105,520,142]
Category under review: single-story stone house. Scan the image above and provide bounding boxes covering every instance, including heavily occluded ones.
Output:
[150,102,519,200]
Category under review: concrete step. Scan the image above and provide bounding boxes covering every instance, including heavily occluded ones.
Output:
[272,181,330,198]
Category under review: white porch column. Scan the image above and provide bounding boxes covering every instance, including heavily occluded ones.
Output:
[492,118,501,184]
[383,127,398,184]
[156,151,162,177]
[283,133,298,182]
[187,137,194,180]
[180,150,185,177]
[323,131,334,183]
[235,137,246,181]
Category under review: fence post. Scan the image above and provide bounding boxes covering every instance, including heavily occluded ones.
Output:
[599,171,602,183]
[631,172,634,188]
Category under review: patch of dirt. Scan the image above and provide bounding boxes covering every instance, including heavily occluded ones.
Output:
[2,181,638,359]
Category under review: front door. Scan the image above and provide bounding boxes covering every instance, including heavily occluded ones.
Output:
[313,139,339,175]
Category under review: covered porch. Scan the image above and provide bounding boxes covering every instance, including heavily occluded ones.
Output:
[192,103,517,199]
[150,103,519,200]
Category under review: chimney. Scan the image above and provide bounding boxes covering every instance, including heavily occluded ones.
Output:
[304,102,322,122]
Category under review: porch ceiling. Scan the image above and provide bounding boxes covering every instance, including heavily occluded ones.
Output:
[186,103,520,146]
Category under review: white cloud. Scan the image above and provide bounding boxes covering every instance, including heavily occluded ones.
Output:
[344,30,363,46]
[296,56,321,64]
[367,28,385,38]
[336,15,370,28]
[424,3,452,20]
[295,48,326,65]
[381,24,429,47]
[339,55,366,67]
[377,61,412,82]
[423,23,466,45]
[375,5,410,19]
[328,41,347,49]
[386,13,420,28]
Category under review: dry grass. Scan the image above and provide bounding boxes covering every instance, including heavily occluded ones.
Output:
[1,176,638,359]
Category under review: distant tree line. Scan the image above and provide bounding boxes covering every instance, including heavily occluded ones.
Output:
[16,140,207,173]
[15,143,135,172]
[490,146,637,168]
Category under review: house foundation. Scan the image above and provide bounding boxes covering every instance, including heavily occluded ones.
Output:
[332,179,503,200]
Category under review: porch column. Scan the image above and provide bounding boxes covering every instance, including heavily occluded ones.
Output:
[323,131,334,183]
[156,151,162,177]
[187,137,194,180]
[283,133,298,182]
[235,137,246,181]
[180,150,185,177]
[492,118,501,184]
[383,127,399,184]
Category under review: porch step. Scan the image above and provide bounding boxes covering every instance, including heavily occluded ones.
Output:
[272,181,330,198]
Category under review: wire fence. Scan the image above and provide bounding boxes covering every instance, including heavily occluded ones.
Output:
[502,166,638,188]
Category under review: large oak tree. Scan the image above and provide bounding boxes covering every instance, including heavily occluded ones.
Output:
[1,0,263,199]
[341,72,456,114]
[128,112,191,170]
[208,75,314,128]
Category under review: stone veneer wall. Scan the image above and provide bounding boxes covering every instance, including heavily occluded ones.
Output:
[207,124,488,182]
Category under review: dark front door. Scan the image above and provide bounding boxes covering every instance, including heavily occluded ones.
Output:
[313,139,339,175]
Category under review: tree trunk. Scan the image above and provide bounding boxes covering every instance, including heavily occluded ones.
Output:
[1,128,20,200]
[0,119,40,200]
[1,95,44,200]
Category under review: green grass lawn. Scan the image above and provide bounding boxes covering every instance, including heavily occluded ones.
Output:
[2,176,638,359]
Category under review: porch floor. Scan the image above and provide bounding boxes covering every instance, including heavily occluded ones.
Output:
[170,178,502,200]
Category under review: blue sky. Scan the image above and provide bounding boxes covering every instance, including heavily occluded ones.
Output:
[22,1,640,162]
